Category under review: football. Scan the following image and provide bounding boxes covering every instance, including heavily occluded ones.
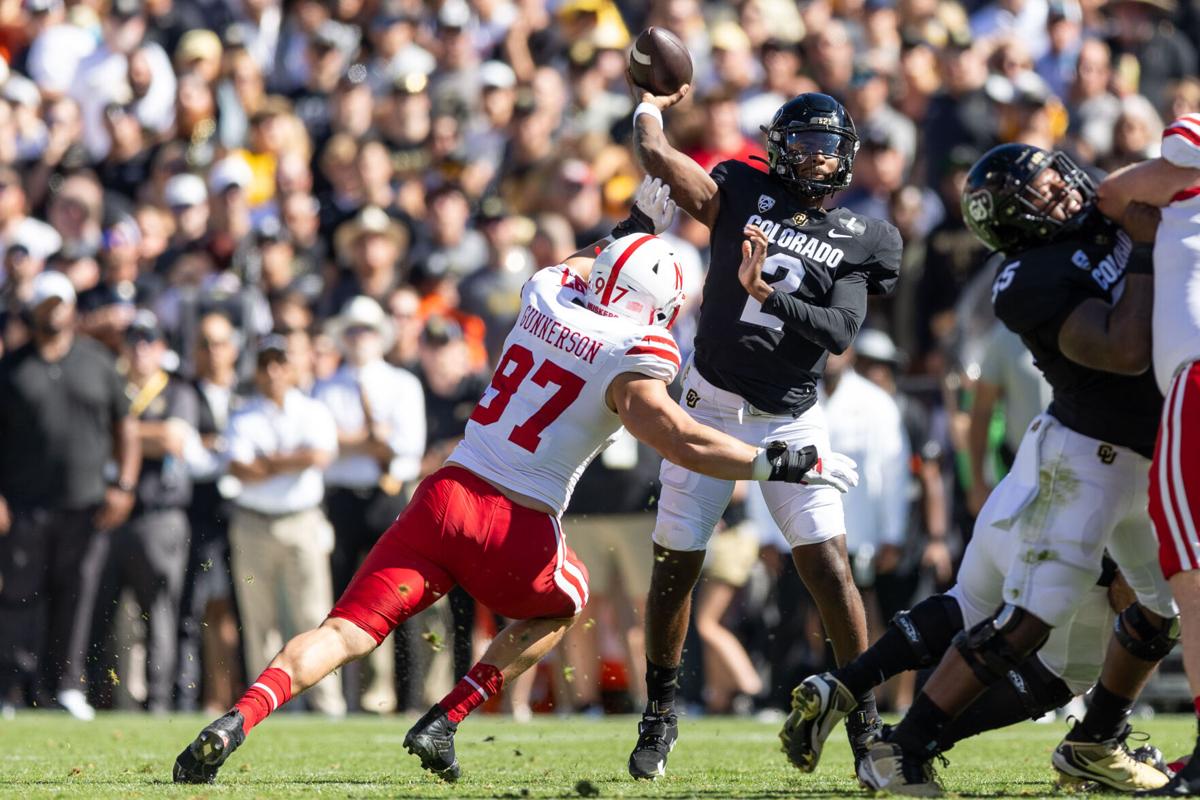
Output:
[628,27,693,97]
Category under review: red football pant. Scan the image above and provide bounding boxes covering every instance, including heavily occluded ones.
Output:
[330,466,589,644]
[1151,361,1200,579]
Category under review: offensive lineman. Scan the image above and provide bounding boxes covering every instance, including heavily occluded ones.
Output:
[1094,114,1200,795]
[628,84,900,778]
[826,144,1177,795]
[171,179,859,785]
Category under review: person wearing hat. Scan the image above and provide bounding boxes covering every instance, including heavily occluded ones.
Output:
[328,205,410,313]
[429,0,481,110]
[1103,0,1195,112]
[366,6,435,95]
[0,270,141,719]
[174,29,224,83]
[89,310,200,712]
[313,296,424,712]
[292,22,362,143]
[223,335,345,718]
[463,61,517,166]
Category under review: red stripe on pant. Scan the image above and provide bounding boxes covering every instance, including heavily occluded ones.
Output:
[1153,362,1200,578]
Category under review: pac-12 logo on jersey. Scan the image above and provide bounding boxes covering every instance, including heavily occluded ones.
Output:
[757,194,775,213]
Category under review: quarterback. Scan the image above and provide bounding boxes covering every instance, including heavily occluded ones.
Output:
[629,82,900,778]
[171,179,857,784]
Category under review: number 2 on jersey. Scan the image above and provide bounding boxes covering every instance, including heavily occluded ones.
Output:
[739,253,806,330]
[469,344,586,453]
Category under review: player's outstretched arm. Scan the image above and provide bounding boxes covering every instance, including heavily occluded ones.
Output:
[1098,158,1200,218]
[608,372,858,490]
[627,75,720,229]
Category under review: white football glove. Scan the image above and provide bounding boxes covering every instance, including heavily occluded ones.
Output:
[632,175,677,234]
[802,452,859,493]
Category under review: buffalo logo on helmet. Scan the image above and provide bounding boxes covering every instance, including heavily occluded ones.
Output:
[967,190,993,223]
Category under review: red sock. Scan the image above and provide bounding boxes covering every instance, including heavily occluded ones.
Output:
[234,667,293,735]
[438,662,504,724]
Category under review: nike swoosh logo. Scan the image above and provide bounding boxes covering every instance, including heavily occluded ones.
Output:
[828,231,853,238]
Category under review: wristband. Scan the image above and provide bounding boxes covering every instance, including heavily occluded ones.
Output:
[633,102,664,129]
[752,448,773,481]
[612,204,657,239]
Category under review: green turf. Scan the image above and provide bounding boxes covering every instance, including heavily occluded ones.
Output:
[1,711,1195,798]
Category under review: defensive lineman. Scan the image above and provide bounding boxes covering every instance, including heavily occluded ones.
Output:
[839,144,1177,795]
[628,83,900,778]
[1096,114,1200,795]
[171,179,858,784]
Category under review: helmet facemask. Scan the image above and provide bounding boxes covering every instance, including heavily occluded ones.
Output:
[764,125,859,197]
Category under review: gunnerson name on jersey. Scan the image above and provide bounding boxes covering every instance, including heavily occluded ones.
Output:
[517,304,604,364]
[744,213,846,268]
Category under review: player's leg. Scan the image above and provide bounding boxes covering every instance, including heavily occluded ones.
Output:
[1053,505,1179,792]
[1145,363,1200,795]
[173,481,455,784]
[762,470,881,769]
[628,454,733,778]
[420,505,589,779]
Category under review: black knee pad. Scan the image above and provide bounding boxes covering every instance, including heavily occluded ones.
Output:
[1114,604,1180,662]
[892,593,964,667]
[1007,656,1074,719]
[953,604,1049,685]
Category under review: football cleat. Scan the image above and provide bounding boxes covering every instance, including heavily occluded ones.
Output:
[779,672,858,772]
[847,707,884,776]
[172,710,246,784]
[858,741,944,797]
[1142,752,1200,796]
[404,706,461,782]
[628,710,679,780]
[1053,723,1170,792]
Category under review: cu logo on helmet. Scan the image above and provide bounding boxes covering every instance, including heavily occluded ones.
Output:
[967,190,993,222]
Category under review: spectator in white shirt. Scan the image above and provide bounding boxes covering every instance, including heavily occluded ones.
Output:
[225,335,345,716]
[314,296,425,712]
[819,343,910,591]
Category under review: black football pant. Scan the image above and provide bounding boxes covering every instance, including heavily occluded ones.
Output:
[0,506,102,707]
[88,509,189,711]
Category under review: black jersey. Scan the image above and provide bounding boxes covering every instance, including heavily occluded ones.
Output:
[692,160,902,416]
[990,214,1161,457]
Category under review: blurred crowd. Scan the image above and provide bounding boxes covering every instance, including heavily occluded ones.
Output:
[0,0,1193,719]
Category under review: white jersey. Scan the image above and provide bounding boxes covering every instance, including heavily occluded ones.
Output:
[449,264,681,515]
[1153,117,1200,393]
[1153,195,1200,392]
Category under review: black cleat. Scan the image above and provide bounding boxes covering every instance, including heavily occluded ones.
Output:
[628,710,678,779]
[172,710,246,784]
[404,706,461,782]
[846,707,884,778]
[1141,751,1200,796]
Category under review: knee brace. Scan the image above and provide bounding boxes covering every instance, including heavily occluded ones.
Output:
[1114,604,1181,662]
[892,593,965,667]
[1007,656,1074,720]
[953,604,1049,685]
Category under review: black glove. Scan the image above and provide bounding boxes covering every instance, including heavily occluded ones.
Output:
[765,441,819,482]
[611,204,657,239]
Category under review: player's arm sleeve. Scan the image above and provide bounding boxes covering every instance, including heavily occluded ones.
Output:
[759,269,868,354]
[601,333,682,400]
[863,222,903,296]
[991,258,1085,339]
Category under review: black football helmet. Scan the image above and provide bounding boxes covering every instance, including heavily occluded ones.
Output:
[961,143,1097,252]
[761,93,859,197]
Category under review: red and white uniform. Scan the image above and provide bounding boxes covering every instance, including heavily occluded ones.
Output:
[330,265,681,642]
[450,264,680,514]
[1149,115,1200,577]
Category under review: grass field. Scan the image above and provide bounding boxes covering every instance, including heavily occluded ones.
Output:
[3,711,1196,798]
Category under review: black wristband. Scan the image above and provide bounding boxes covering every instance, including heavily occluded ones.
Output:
[1126,244,1153,275]
[766,442,819,482]
[611,205,656,239]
